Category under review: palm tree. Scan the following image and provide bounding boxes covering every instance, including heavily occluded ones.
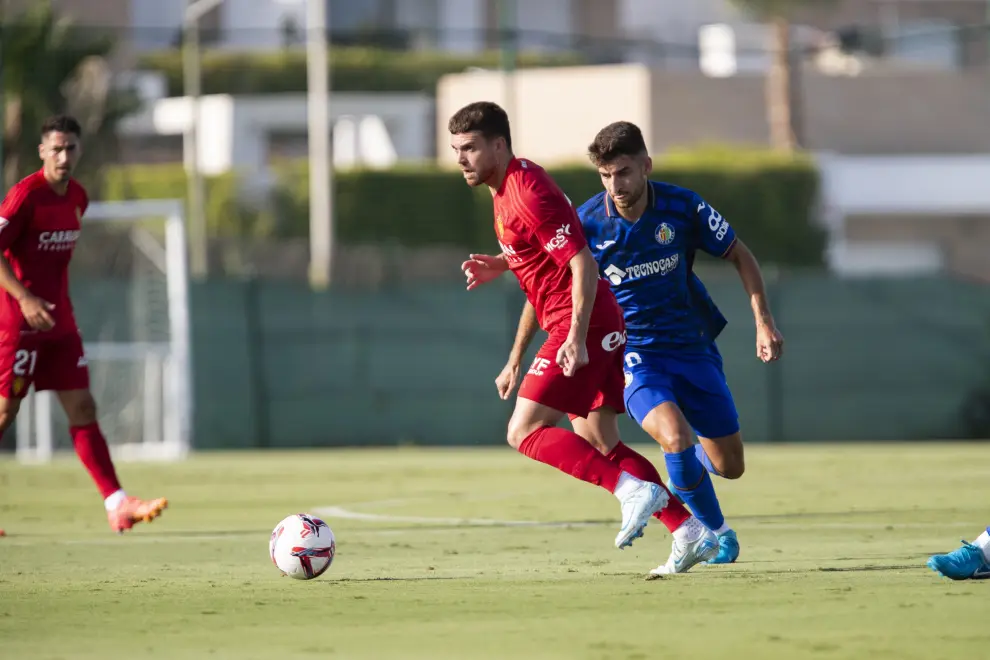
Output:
[728,0,836,152]
[1,2,138,190]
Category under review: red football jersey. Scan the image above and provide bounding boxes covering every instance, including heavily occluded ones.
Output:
[493,158,613,330]
[0,170,86,341]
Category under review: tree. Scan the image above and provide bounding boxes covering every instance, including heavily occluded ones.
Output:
[728,0,836,152]
[1,2,139,191]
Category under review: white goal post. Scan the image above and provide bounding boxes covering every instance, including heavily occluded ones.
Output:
[15,199,193,463]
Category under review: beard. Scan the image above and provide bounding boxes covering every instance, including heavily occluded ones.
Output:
[613,182,647,209]
[50,165,72,182]
[463,161,496,187]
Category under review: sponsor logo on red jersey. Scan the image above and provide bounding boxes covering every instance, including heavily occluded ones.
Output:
[38,230,80,252]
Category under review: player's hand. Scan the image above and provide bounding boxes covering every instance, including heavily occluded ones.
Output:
[556,335,588,377]
[756,322,784,363]
[19,295,55,331]
[461,253,508,291]
[495,360,522,400]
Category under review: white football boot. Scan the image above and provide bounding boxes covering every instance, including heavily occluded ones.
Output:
[648,517,719,577]
[614,474,668,549]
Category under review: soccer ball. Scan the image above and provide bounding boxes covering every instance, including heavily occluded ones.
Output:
[269,513,336,580]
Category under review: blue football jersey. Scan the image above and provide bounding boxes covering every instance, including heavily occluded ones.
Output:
[578,182,736,351]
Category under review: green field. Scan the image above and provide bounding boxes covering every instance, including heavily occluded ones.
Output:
[1,444,987,659]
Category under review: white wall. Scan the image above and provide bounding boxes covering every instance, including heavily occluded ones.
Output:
[819,154,990,221]
[117,92,435,174]
[818,153,990,276]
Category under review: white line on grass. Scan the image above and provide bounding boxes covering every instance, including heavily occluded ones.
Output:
[313,505,979,532]
[0,502,977,547]
[312,505,602,528]
[0,528,463,546]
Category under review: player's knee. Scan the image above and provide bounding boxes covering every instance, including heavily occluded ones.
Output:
[505,424,529,450]
[0,397,22,434]
[647,424,693,454]
[506,418,544,450]
[665,431,695,454]
[0,409,18,434]
[642,404,694,454]
[65,394,97,426]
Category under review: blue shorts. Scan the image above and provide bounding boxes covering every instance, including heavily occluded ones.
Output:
[623,344,740,439]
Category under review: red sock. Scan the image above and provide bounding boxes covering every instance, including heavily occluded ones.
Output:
[518,426,622,492]
[606,442,692,532]
[70,423,122,499]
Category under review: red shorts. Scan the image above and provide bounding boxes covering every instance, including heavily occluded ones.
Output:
[517,318,627,420]
[0,331,90,399]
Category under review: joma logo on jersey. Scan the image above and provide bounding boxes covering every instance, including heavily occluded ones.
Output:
[603,254,679,285]
[38,230,80,251]
[544,223,572,252]
[699,202,730,242]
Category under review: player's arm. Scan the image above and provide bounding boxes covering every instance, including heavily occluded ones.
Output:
[508,300,539,366]
[566,246,599,346]
[724,239,775,330]
[724,238,783,362]
[496,300,539,400]
[0,257,31,303]
[0,188,55,330]
[524,184,596,377]
[695,196,782,362]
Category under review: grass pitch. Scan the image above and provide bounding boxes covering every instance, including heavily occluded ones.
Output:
[1,443,987,659]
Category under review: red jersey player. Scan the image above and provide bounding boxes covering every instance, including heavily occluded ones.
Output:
[450,102,712,558]
[0,115,167,536]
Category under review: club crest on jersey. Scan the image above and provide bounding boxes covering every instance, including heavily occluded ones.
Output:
[655,223,675,245]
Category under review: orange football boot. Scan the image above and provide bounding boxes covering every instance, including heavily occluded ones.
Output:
[107,496,168,534]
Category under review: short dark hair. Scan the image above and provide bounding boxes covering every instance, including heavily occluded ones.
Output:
[447,101,512,151]
[588,121,647,167]
[41,114,82,139]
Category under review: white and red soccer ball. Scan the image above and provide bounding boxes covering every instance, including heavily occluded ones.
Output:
[269,513,336,580]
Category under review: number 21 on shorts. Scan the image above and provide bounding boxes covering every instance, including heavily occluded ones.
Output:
[11,348,38,395]
[14,348,38,376]
[14,349,38,377]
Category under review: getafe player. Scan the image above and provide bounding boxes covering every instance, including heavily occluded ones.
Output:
[576,121,784,570]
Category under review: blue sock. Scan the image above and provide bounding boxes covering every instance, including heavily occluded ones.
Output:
[665,447,725,532]
[694,443,722,476]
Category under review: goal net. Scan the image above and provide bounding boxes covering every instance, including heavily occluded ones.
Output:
[15,199,193,463]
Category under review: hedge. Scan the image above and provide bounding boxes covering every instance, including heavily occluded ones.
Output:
[99,148,824,266]
[137,48,584,96]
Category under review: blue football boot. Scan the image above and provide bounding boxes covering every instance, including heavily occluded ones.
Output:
[707,529,740,564]
[927,542,990,580]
